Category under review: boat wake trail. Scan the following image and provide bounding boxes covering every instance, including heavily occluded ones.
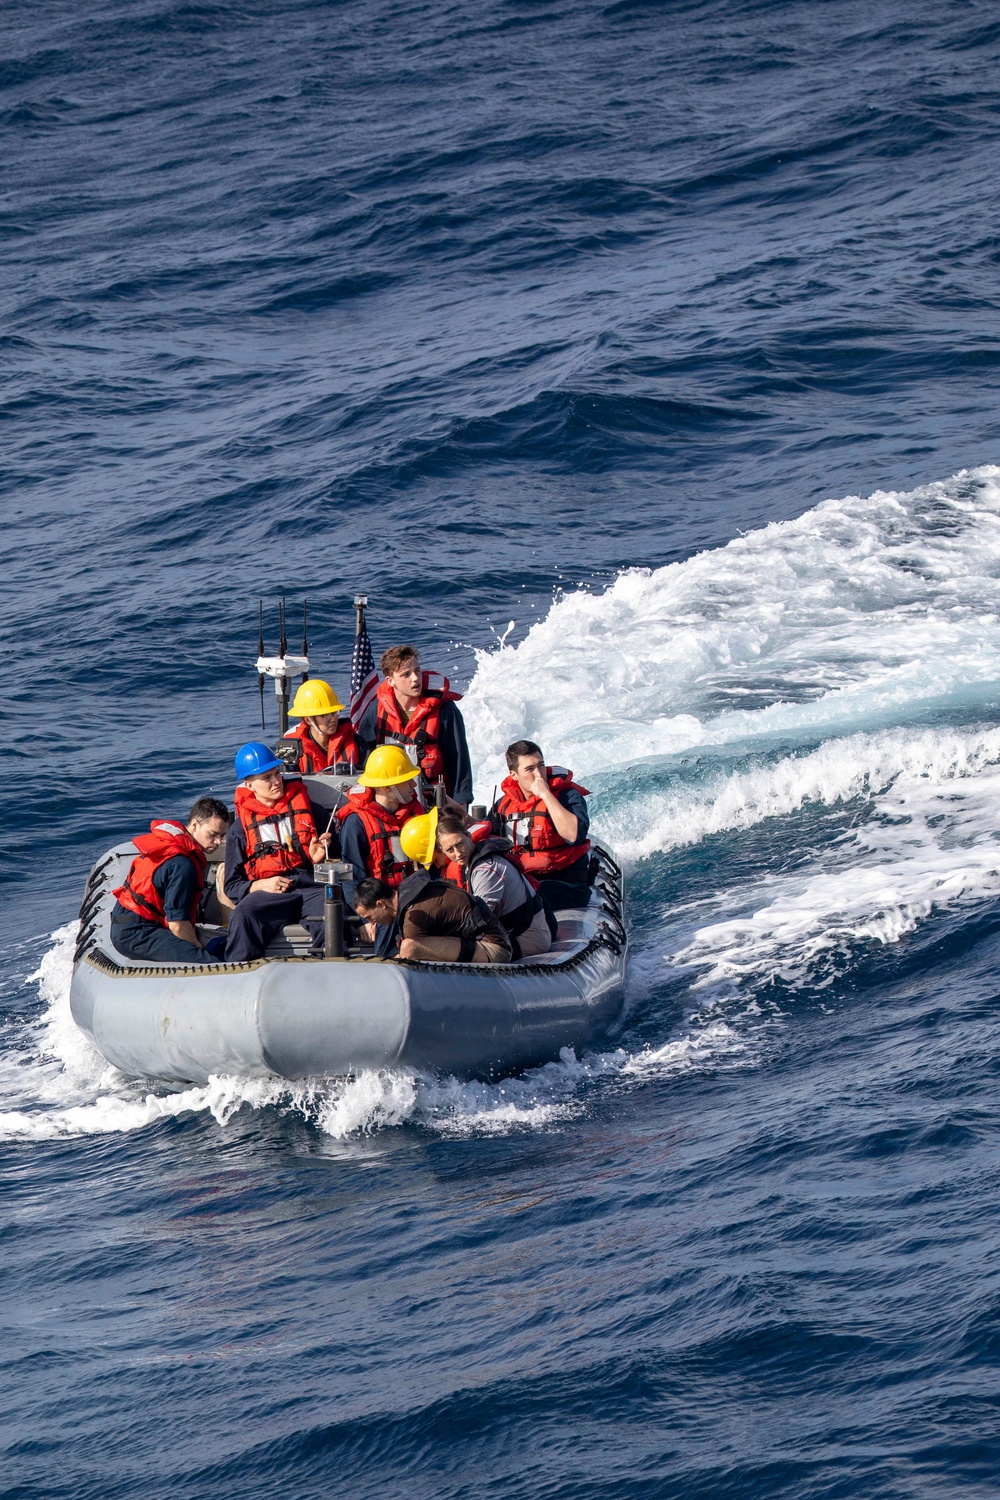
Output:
[8,466,1000,1139]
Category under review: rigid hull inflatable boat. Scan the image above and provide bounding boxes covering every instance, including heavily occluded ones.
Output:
[69,775,627,1085]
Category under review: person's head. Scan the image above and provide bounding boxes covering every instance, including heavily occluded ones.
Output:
[505,739,546,795]
[234,743,286,804]
[354,877,398,925]
[436,810,473,867]
[290,680,344,740]
[380,644,421,700]
[358,746,420,808]
[186,796,230,853]
[306,712,341,739]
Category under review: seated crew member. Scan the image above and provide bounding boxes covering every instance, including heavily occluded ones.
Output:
[336,745,425,887]
[358,643,473,809]
[353,863,512,965]
[286,679,363,774]
[435,811,553,960]
[489,739,592,911]
[111,797,230,964]
[223,742,332,963]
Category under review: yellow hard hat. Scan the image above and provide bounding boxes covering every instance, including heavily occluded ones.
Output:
[357,744,420,787]
[290,679,344,718]
[399,808,439,868]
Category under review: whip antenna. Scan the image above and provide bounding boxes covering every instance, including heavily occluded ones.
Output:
[277,597,289,736]
[258,599,266,732]
[301,599,309,681]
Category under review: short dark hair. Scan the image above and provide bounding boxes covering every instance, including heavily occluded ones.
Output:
[505,739,543,772]
[189,796,230,825]
[355,876,394,910]
[380,644,419,678]
[436,811,468,839]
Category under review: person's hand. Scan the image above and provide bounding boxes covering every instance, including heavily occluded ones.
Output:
[255,875,293,894]
[309,832,331,863]
[527,771,550,801]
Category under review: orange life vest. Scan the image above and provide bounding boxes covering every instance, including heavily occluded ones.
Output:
[287,719,362,774]
[113,821,207,926]
[373,672,462,790]
[234,780,317,881]
[495,768,591,876]
[335,785,424,887]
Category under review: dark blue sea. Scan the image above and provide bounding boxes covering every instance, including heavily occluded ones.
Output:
[6,1,1000,1494]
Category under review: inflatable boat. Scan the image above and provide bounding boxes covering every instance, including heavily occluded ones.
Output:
[69,773,627,1085]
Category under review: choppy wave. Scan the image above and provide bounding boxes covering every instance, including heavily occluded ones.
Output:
[10,470,1000,1142]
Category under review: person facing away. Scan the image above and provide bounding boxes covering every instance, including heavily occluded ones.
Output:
[336,745,425,887]
[353,866,512,965]
[222,742,332,963]
[435,810,554,960]
[111,797,230,964]
[489,739,592,911]
[357,643,473,809]
[285,678,364,775]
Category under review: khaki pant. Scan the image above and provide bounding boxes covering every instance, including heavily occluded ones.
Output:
[473,936,513,964]
[512,906,553,959]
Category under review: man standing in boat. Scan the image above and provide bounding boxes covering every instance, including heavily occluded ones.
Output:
[489,739,592,910]
[223,742,332,962]
[357,644,473,809]
[110,797,231,964]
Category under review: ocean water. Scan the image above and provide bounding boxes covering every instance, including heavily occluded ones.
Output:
[6,1,1000,1494]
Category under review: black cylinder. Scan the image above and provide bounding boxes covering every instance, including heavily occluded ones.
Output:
[324,888,344,958]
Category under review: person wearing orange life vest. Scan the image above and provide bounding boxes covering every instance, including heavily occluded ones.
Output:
[489,738,592,911]
[336,745,425,890]
[285,679,364,775]
[222,742,333,962]
[110,797,230,964]
[357,643,473,808]
[435,811,554,960]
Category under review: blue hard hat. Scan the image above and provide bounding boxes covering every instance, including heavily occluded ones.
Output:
[234,741,283,779]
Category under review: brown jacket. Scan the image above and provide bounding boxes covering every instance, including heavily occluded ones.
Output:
[397,872,512,960]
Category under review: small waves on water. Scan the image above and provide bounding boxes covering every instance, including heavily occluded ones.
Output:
[9,466,1000,1148]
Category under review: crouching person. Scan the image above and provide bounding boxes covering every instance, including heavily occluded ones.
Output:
[111,797,230,964]
[353,845,512,965]
[435,812,553,960]
[223,742,331,962]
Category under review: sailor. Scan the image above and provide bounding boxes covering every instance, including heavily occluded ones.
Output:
[110,797,230,964]
[358,644,473,808]
[222,742,332,963]
[336,745,425,886]
[353,864,512,965]
[434,810,554,959]
[489,739,592,910]
[286,679,363,774]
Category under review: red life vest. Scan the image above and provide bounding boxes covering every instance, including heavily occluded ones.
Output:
[495,768,591,876]
[234,780,317,881]
[287,719,362,774]
[113,821,207,927]
[374,672,462,791]
[335,785,424,887]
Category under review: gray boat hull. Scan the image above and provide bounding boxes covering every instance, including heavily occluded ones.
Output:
[69,840,627,1085]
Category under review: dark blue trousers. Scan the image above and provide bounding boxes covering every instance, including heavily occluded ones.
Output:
[111,914,213,965]
[537,875,592,912]
[224,883,326,963]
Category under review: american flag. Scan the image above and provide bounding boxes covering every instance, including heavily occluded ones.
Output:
[349,610,379,730]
